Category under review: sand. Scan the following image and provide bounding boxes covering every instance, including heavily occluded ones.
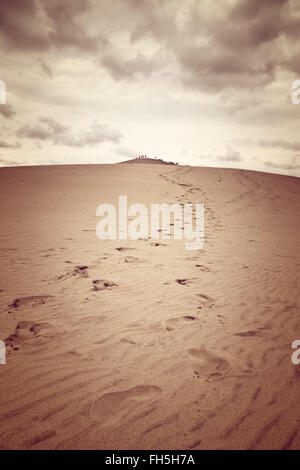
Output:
[0,162,299,450]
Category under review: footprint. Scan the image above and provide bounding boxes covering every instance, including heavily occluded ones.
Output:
[92,280,118,291]
[73,265,89,276]
[119,338,138,345]
[196,294,214,308]
[165,315,197,331]
[8,295,53,310]
[195,264,210,273]
[5,321,56,349]
[123,256,141,263]
[90,385,161,426]
[176,279,189,285]
[23,430,57,449]
[58,265,89,280]
[187,348,229,380]
[234,330,260,337]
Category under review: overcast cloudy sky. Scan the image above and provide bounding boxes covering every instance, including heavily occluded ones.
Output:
[0,0,300,176]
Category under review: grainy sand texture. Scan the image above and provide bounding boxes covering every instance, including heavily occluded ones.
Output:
[0,162,299,449]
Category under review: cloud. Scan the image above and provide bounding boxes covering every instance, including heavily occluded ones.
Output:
[217,147,242,162]
[173,0,291,92]
[1,1,299,94]
[0,104,16,119]
[0,157,23,166]
[0,0,106,52]
[102,0,300,94]
[68,123,122,147]
[115,146,141,159]
[105,0,288,92]
[264,157,300,171]
[38,58,53,77]
[101,53,161,80]
[0,0,49,50]
[43,1,106,51]
[17,117,122,147]
[17,117,68,141]
[0,140,21,149]
[259,139,300,151]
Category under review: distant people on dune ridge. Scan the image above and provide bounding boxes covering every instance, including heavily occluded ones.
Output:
[136,155,178,165]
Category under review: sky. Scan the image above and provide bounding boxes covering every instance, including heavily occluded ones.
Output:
[0,0,300,176]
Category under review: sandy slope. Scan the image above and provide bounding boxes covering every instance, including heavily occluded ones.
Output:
[0,163,299,450]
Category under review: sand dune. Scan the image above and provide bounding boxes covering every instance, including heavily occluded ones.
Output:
[0,163,299,449]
